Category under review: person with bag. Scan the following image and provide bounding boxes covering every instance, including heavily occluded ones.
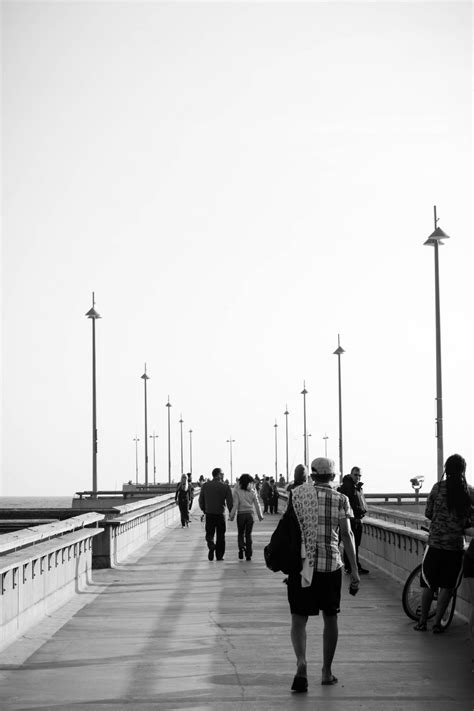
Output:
[229,474,263,561]
[284,457,359,693]
[338,466,369,574]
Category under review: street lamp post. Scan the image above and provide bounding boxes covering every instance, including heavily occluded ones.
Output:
[301,381,308,468]
[149,431,158,484]
[85,292,101,497]
[226,437,235,485]
[424,205,450,481]
[166,397,172,484]
[284,405,289,483]
[333,335,345,483]
[179,415,184,475]
[274,421,278,479]
[133,436,140,484]
[189,429,193,476]
[141,364,150,486]
[323,433,329,458]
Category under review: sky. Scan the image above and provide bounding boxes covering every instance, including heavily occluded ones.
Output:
[1,1,472,497]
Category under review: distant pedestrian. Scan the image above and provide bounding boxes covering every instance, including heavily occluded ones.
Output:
[260,476,271,514]
[175,474,190,528]
[285,457,359,693]
[338,466,369,574]
[199,467,233,561]
[269,478,279,514]
[229,473,263,560]
[187,473,194,510]
[287,464,308,492]
[414,454,474,632]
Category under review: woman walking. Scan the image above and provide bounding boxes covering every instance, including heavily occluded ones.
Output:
[175,474,190,528]
[414,453,474,632]
[229,474,263,560]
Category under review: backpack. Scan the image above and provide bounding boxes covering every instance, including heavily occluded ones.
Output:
[263,507,302,574]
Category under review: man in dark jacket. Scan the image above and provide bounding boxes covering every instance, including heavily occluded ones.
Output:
[199,467,233,561]
[339,466,369,574]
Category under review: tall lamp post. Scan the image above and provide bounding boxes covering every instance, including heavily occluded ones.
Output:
[133,436,140,484]
[424,205,450,481]
[323,433,329,458]
[85,292,101,497]
[301,381,308,468]
[189,429,193,476]
[226,436,235,484]
[179,415,184,475]
[333,335,345,483]
[284,405,289,483]
[141,364,150,486]
[149,431,158,484]
[274,421,278,479]
[166,397,172,484]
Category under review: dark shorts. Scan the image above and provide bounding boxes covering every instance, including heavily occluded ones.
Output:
[421,546,463,590]
[463,551,474,578]
[287,568,342,617]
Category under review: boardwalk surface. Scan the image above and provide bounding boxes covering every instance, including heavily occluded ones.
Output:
[0,508,472,710]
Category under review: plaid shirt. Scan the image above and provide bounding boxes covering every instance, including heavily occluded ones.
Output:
[313,483,352,573]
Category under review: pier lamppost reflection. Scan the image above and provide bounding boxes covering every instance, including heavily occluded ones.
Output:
[333,335,345,483]
[301,381,308,469]
[179,415,184,475]
[85,292,101,497]
[323,433,329,458]
[166,397,172,484]
[424,206,450,481]
[274,421,278,479]
[133,436,140,484]
[141,364,150,486]
[189,429,193,476]
[226,437,235,485]
[284,405,289,483]
[149,431,158,484]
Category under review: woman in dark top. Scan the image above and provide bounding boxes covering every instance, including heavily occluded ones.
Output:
[414,454,474,632]
[175,474,190,528]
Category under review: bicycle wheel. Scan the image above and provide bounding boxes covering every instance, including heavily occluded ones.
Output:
[402,565,457,628]
[402,565,436,621]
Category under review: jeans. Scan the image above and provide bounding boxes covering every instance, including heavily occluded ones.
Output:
[237,512,254,559]
[205,513,226,560]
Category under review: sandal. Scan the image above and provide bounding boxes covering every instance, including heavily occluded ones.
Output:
[413,622,427,631]
[432,624,445,634]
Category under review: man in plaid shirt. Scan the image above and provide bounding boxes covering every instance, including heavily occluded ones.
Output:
[286,457,359,692]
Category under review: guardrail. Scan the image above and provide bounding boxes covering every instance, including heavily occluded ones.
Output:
[0,514,104,650]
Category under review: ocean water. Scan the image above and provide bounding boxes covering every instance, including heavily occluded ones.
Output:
[0,496,73,509]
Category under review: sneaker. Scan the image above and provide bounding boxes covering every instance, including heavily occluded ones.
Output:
[238,549,244,560]
[208,549,214,561]
[358,567,369,574]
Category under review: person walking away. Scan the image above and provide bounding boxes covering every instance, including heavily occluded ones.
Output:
[187,472,194,512]
[462,521,474,667]
[199,467,233,561]
[338,466,369,574]
[260,476,271,514]
[175,474,190,528]
[287,464,307,492]
[414,453,474,633]
[285,457,359,692]
[271,479,280,514]
[229,473,263,560]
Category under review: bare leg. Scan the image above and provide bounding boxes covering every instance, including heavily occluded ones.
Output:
[290,613,308,676]
[433,587,453,626]
[419,587,434,625]
[321,612,338,683]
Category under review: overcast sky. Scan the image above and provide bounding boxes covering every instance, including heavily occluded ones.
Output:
[2,1,472,497]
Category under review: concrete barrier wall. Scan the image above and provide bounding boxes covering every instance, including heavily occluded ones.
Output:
[0,516,103,651]
[360,516,471,622]
[92,493,187,568]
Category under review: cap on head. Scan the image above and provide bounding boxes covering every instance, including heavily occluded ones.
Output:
[311,457,337,479]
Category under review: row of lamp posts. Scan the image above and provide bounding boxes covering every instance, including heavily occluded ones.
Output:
[87,208,449,495]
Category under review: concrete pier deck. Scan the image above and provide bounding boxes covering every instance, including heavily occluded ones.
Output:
[0,509,472,710]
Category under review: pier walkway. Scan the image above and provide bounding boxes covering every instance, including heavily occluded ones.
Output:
[0,509,472,710]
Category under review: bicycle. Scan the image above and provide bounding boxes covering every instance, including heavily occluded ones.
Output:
[402,526,457,630]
